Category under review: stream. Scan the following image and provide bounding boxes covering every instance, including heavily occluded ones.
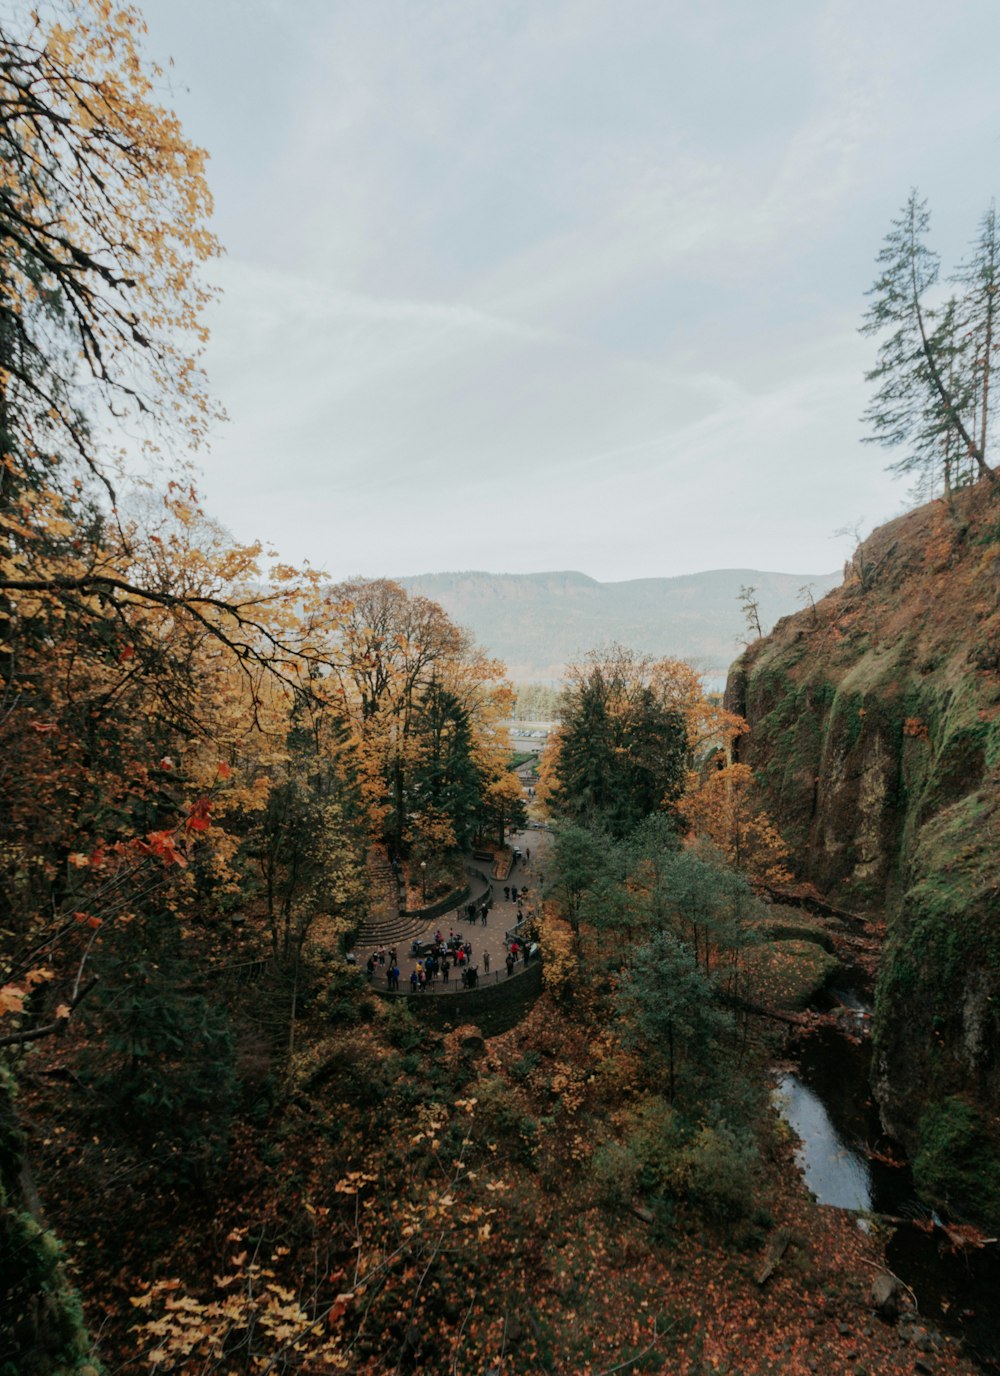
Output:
[774,976,1000,1373]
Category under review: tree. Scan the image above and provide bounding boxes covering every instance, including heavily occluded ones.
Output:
[681,763,791,892]
[0,3,219,491]
[648,657,745,764]
[0,5,321,710]
[617,932,733,1103]
[953,203,1000,480]
[549,647,688,838]
[328,578,513,861]
[546,823,618,944]
[861,191,997,494]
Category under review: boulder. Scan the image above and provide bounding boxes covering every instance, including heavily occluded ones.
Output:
[869,1271,902,1321]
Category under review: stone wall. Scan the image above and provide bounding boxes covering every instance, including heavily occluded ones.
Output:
[375,960,543,1036]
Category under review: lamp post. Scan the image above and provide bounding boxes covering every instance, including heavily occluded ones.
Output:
[420,860,427,902]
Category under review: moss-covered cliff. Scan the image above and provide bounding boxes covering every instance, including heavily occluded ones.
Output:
[726,484,1000,1227]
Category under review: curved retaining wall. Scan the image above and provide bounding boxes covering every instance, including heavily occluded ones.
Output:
[399,867,493,926]
[375,959,542,1036]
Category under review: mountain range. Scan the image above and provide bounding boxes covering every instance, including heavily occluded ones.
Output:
[397,567,841,684]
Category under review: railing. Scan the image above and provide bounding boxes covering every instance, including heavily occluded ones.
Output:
[400,882,471,924]
[397,864,494,926]
[372,952,541,997]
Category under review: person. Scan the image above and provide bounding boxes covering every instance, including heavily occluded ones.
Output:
[505,953,515,977]
[503,886,510,901]
[391,964,401,989]
[366,954,376,981]
[410,970,418,993]
[483,950,490,974]
[468,966,478,988]
[418,967,426,991]
[525,848,531,863]
[480,905,488,926]
[442,959,450,984]
[466,902,476,921]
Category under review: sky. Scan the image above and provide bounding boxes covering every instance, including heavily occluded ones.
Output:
[137,0,1000,583]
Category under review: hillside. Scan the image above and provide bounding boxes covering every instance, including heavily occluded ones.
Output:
[397,567,840,682]
[726,483,1000,1227]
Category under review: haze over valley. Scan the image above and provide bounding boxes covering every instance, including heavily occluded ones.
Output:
[399,566,840,683]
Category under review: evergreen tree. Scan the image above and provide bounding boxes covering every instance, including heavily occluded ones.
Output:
[410,680,482,851]
[551,649,687,838]
[952,203,1000,481]
[861,190,997,492]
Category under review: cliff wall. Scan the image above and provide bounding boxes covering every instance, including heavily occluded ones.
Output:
[726,485,1000,1226]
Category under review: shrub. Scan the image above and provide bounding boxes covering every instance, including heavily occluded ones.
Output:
[591,1139,641,1208]
[383,999,422,1051]
[600,1096,758,1228]
[681,1124,756,1223]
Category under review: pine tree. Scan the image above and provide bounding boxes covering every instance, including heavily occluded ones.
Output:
[861,190,997,492]
[952,203,1000,483]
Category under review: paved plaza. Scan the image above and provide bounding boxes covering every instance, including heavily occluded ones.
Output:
[356,828,549,994]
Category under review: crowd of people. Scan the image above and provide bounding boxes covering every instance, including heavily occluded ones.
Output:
[356,834,543,996]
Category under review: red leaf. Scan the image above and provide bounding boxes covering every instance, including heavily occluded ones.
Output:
[185,797,212,832]
[141,830,188,868]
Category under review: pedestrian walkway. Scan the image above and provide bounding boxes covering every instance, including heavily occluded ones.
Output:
[355,830,550,996]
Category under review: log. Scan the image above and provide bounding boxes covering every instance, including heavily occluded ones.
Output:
[755,1227,792,1286]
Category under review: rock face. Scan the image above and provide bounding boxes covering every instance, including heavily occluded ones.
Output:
[725,485,1000,1226]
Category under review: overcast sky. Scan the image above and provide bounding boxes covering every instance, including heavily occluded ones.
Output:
[139,0,1000,582]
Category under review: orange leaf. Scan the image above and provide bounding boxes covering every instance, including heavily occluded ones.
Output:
[0,985,26,1016]
[142,830,188,868]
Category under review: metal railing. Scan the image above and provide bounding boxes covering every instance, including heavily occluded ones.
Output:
[372,953,540,997]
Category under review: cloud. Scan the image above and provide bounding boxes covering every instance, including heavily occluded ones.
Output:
[139,0,1000,585]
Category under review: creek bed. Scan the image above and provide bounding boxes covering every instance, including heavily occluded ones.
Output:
[774,977,1000,1373]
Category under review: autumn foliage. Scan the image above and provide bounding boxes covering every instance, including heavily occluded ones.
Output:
[1,9,983,1376]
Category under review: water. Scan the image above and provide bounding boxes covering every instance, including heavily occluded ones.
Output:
[774,1070,874,1212]
[775,987,1000,1372]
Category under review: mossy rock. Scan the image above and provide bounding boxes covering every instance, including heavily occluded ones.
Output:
[913,1096,1000,1231]
[749,939,840,1011]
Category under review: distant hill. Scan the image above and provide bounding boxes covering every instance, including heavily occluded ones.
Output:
[396,568,841,684]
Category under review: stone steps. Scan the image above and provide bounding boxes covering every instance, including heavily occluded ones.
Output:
[355,846,418,949]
